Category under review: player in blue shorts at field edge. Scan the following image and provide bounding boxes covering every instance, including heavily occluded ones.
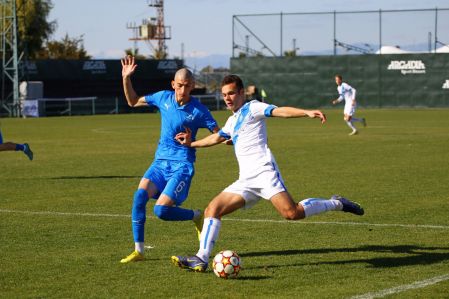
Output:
[0,127,33,160]
[120,56,219,263]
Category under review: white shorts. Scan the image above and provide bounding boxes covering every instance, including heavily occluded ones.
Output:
[223,168,286,209]
[344,104,356,116]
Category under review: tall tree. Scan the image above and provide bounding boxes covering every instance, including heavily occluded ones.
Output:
[150,47,168,60]
[124,48,146,60]
[16,0,56,59]
[38,34,91,59]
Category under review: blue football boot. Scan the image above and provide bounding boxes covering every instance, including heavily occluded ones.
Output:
[331,195,364,216]
[171,255,208,272]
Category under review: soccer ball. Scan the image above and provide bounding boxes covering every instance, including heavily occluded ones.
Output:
[212,250,241,279]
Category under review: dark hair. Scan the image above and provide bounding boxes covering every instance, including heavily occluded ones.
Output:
[221,74,244,91]
[335,74,343,80]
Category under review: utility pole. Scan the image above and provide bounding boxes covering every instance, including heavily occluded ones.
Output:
[126,0,171,59]
[1,0,21,117]
[150,0,165,55]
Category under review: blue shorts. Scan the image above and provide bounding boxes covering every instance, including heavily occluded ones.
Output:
[0,129,3,144]
[143,159,194,205]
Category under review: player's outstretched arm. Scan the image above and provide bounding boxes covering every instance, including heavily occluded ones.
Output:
[121,55,147,107]
[271,107,326,124]
[175,127,226,148]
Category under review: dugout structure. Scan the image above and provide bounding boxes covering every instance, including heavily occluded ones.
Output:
[1,59,183,116]
[231,54,449,108]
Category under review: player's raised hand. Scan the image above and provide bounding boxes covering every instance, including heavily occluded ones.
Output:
[306,110,327,124]
[121,55,137,78]
[175,127,192,146]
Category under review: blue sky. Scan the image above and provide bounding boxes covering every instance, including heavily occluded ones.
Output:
[49,0,449,66]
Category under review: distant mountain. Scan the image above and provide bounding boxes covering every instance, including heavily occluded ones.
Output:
[183,54,230,70]
[401,42,434,53]
[299,42,436,56]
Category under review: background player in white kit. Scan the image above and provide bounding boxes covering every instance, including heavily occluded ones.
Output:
[331,74,366,135]
[171,74,364,272]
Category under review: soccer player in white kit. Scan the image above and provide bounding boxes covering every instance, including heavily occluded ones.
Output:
[171,74,364,272]
[332,74,366,135]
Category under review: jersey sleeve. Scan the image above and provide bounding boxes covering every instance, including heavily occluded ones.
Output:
[343,83,356,100]
[200,108,218,132]
[218,117,232,140]
[337,85,344,101]
[144,90,166,107]
[250,100,278,119]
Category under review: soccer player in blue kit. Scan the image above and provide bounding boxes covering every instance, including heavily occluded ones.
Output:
[120,56,219,263]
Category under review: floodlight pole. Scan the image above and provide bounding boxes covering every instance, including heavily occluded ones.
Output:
[280,12,283,56]
[232,16,235,57]
[333,11,336,55]
[1,0,21,117]
[378,9,383,107]
[379,9,382,54]
[434,7,438,52]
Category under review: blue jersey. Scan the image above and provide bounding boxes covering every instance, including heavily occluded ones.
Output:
[145,90,217,163]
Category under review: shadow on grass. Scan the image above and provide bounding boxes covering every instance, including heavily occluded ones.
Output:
[237,276,271,281]
[241,245,449,269]
[50,175,140,180]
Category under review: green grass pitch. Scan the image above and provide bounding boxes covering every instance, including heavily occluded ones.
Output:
[1,109,449,298]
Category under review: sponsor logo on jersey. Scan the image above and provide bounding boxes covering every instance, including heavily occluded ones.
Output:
[185,114,195,122]
[387,60,426,75]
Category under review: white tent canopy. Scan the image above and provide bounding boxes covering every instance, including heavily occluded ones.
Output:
[435,45,449,53]
[376,46,410,54]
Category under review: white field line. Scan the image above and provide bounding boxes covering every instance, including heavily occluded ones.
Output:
[0,209,130,218]
[1,209,449,230]
[2,209,447,298]
[226,218,449,230]
[350,274,449,299]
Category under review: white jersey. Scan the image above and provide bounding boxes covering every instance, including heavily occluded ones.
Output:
[219,100,278,180]
[337,82,356,106]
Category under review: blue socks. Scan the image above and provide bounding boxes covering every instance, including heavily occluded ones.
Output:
[131,188,195,242]
[132,189,149,242]
[153,205,194,221]
[15,144,25,151]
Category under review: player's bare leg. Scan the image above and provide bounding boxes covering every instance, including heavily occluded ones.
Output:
[271,191,363,219]
[344,114,358,135]
[172,192,245,272]
[0,142,33,160]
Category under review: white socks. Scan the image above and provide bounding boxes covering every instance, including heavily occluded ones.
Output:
[196,217,221,262]
[135,242,145,254]
[299,198,343,218]
[345,121,357,131]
